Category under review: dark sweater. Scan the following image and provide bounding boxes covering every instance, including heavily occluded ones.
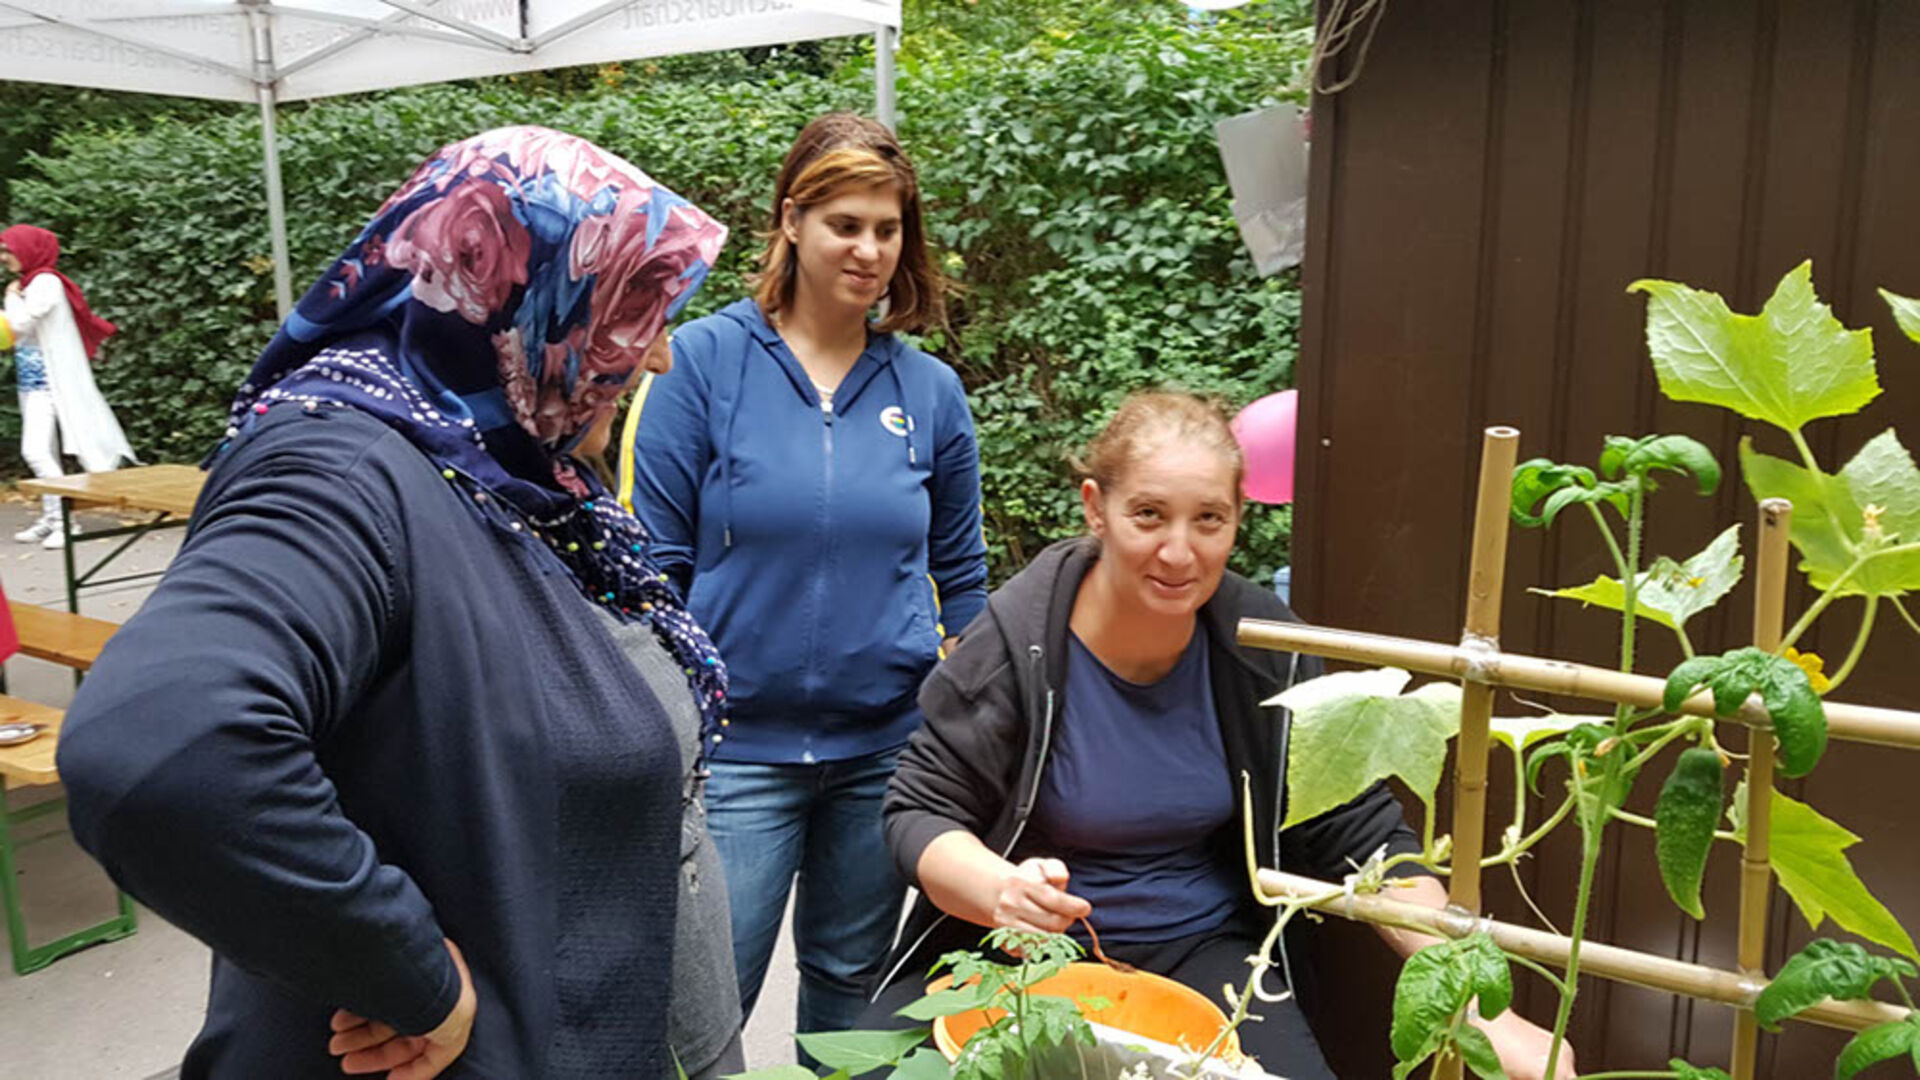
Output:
[878,537,1423,993]
[57,406,682,1078]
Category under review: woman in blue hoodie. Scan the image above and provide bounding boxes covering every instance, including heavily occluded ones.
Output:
[620,113,988,1044]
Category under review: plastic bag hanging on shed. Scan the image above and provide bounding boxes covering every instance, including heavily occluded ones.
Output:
[1215,104,1309,275]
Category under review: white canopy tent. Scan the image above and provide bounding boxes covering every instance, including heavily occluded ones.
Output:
[1,0,903,315]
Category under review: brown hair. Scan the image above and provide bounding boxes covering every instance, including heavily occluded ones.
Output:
[1073,390,1246,498]
[753,113,947,335]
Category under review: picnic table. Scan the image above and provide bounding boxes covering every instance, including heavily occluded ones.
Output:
[19,464,205,614]
[0,470,186,974]
[0,699,139,973]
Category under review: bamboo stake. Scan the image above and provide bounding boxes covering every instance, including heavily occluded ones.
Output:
[1256,869,1911,1034]
[1731,499,1791,1079]
[1450,426,1520,917]
[1235,621,1920,750]
[1433,427,1520,1080]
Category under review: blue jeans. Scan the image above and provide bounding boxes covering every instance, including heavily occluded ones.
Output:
[706,747,908,1042]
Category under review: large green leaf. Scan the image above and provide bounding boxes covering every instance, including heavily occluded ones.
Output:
[1533,525,1743,633]
[1601,433,1722,494]
[1489,712,1599,754]
[1837,430,1920,595]
[1268,666,1414,710]
[1663,648,1827,778]
[1881,288,1920,345]
[1743,431,1920,597]
[896,981,998,1022]
[1631,261,1879,432]
[1277,670,1462,827]
[1741,440,1865,593]
[1390,944,1472,1064]
[1452,1023,1509,1080]
[794,1029,932,1074]
[1753,938,1918,1031]
[1510,458,1632,528]
[891,1048,955,1080]
[1836,1017,1920,1080]
[728,1067,826,1080]
[1461,933,1514,1019]
[1390,937,1513,1078]
[1767,791,1920,962]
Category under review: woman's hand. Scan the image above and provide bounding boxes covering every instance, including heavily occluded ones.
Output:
[991,856,1091,935]
[5,279,21,298]
[328,939,477,1079]
[1471,1007,1575,1080]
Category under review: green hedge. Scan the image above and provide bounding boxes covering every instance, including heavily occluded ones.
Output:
[8,1,1309,583]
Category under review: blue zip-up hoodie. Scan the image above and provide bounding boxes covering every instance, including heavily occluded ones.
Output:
[620,298,989,764]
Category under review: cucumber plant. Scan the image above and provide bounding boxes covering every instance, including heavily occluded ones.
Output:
[1253,262,1920,1079]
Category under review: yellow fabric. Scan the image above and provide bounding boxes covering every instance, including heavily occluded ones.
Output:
[616,371,656,513]
[928,572,948,658]
[0,314,13,352]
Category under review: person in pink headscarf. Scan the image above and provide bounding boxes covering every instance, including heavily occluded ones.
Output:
[0,224,138,548]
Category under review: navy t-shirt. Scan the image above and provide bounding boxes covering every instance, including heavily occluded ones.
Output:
[1024,629,1242,945]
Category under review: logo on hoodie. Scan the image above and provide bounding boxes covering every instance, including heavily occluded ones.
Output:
[879,406,912,437]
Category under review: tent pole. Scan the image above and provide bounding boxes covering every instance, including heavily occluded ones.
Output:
[875,25,897,130]
[248,4,294,320]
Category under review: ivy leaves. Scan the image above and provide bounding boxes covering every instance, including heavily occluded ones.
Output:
[1390,934,1513,1080]
[6,2,1313,587]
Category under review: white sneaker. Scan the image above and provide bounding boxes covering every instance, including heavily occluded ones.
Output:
[13,519,54,544]
[41,524,76,549]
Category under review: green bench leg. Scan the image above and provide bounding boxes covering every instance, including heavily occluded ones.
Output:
[1,781,138,975]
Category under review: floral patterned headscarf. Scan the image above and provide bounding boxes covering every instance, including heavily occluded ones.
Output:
[224,127,731,748]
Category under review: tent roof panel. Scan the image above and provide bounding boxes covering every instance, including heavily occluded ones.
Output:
[0,0,900,102]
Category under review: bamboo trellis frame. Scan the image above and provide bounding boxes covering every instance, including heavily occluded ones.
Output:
[1236,428,1920,1079]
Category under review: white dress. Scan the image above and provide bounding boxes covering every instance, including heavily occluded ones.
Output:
[4,274,137,473]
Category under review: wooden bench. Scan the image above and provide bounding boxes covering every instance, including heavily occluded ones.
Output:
[0,695,65,787]
[0,694,138,973]
[11,603,117,672]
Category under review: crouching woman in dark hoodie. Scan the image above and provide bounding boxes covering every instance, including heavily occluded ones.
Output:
[871,391,1575,1079]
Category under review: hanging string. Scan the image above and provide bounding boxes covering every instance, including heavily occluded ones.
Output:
[1307,0,1391,95]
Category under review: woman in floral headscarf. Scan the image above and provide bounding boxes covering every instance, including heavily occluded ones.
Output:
[57,128,738,1079]
[0,224,138,547]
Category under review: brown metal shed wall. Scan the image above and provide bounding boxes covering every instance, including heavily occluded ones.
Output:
[1296,1,1920,1074]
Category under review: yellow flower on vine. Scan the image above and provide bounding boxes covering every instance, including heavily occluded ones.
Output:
[1783,646,1832,694]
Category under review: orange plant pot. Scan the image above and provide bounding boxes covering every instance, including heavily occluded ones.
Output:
[928,962,1243,1064]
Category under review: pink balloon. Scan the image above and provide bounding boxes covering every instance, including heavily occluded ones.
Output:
[1231,390,1298,505]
